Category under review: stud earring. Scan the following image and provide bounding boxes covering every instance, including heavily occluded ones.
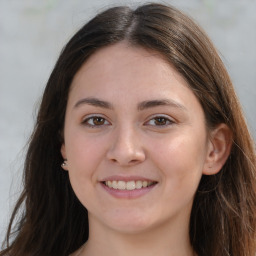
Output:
[61,159,67,168]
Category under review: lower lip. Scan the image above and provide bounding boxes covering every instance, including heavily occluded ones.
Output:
[100,182,157,199]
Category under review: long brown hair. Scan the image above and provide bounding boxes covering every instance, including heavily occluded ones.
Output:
[1,3,256,256]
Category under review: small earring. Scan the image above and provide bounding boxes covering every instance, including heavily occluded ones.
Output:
[61,159,67,168]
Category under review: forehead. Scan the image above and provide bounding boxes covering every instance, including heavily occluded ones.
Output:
[68,42,202,114]
[71,43,187,91]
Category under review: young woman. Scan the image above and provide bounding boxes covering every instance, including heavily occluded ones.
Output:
[1,3,256,256]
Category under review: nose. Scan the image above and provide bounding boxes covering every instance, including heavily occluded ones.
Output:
[106,126,146,166]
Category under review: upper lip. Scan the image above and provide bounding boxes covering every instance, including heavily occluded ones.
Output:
[99,175,158,182]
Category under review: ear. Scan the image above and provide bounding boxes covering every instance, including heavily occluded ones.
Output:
[203,123,232,175]
[61,143,68,171]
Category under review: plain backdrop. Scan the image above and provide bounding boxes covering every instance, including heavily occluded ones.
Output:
[1,0,256,243]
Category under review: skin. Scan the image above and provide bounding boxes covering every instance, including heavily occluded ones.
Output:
[61,42,231,256]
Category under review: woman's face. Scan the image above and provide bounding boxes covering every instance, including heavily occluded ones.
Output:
[61,43,212,235]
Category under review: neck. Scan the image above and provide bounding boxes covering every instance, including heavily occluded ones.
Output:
[80,214,195,256]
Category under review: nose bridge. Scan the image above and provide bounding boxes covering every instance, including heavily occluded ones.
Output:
[106,122,145,165]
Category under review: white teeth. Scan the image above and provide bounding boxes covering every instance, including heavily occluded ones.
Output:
[135,180,142,189]
[126,181,136,190]
[104,180,155,190]
[117,181,126,190]
[142,181,148,188]
[112,180,118,189]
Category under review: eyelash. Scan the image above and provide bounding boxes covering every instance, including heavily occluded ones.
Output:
[145,116,174,127]
[82,116,110,127]
[81,115,174,128]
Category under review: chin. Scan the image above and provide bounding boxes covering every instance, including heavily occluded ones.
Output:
[101,209,157,234]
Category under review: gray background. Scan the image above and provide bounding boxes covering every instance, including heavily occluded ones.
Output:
[1,0,255,243]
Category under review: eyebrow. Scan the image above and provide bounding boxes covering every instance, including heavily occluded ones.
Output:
[137,99,187,111]
[74,97,113,109]
[73,97,187,111]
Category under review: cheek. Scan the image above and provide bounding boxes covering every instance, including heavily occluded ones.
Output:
[150,132,207,189]
[65,139,101,209]
[65,129,106,169]
[64,134,107,195]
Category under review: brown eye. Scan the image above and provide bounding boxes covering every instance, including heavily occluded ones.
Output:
[145,116,174,127]
[154,117,169,125]
[92,117,105,125]
[82,116,110,127]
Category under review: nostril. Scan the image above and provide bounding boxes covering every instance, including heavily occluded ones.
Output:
[129,159,140,164]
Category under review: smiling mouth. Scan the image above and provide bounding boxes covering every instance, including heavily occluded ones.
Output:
[103,180,157,191]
